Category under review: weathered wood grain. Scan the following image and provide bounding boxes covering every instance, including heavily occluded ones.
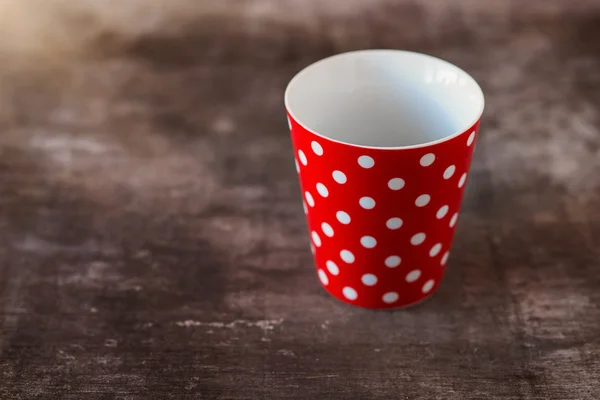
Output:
[1,1,600,398]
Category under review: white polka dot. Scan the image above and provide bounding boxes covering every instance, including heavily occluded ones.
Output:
[415,194,431,207]
[342,286,358,300]
[316,183,329,198]
[336,211,351,224]
[305,191,315,207]
[360,236,377,248]
[410,233,426,245]
[422,279,435,294]
[429,243,442,257]
[358,155,375,169]
[321,222,334,237]
[361,274,378,286]
[388,178,405,190]
[359,197,375,209]
[467,131,475,146]
[318,269,328,286]
[311,141,323,156]
[458,173,467,188]
[384,255,401,268]
[302,202,308,214]
[298,150,307,166]
[287,116,292,130]
[406,269,421,282]
[295,159,300,173]
[332,170,347,184]
[311,231,321,247]
[310,243,315,254]
[450,213,458,228]
[420,153,435,166]
[386,217,403,230]
[326,260,339,276]
[436,205,449,219]
[340,250,355,264]
[443,165,456,179]
[441,252,449,266]
[382,292,399,304]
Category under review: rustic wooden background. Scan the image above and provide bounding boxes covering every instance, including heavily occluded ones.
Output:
[1,0,599,398]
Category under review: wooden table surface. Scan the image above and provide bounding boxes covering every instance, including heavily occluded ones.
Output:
[1,1,600,398]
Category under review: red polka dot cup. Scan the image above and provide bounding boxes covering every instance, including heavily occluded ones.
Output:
[285,50,484,309]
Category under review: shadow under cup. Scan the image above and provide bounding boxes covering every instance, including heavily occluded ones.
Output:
[285,50,484,309]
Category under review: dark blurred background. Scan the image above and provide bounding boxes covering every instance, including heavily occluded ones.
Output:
[0,0,599,399]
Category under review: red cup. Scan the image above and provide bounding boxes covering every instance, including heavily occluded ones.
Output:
[285,50,484,309]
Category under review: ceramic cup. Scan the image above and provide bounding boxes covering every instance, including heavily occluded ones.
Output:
[284,50,484,309]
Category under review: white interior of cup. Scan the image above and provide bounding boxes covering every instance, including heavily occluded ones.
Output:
[285,50,484,148]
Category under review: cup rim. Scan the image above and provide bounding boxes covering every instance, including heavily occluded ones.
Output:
[284,49,485,150]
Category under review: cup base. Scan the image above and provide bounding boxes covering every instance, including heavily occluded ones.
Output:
[319,277,443,310]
